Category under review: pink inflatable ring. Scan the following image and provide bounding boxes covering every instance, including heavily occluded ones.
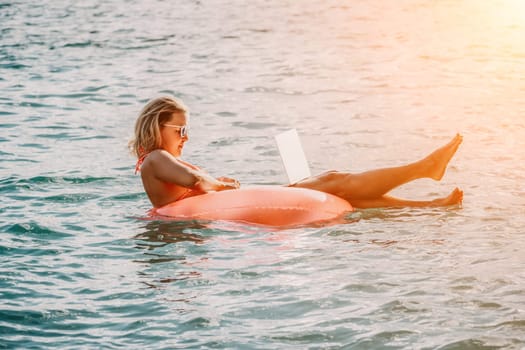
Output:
[152,186,353,227]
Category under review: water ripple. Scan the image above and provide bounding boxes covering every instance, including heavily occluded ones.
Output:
[3,222,73,238]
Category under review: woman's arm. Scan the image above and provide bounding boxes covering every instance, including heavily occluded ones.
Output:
[146,150,239,192]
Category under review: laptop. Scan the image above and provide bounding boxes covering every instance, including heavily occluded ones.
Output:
[274,129,311,184]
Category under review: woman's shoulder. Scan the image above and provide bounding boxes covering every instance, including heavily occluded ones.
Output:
[141,149,173,170]
[143,150,197,170]
[146,149,171,160]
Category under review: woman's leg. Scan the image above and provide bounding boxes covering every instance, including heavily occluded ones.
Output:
[348,188,463,209]
[291,134,463,207]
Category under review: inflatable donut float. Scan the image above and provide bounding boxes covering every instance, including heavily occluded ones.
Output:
[152,186,353,227]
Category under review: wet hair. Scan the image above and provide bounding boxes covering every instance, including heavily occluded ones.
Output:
[129,96,188,158]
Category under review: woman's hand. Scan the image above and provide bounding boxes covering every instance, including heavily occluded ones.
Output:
[193,175,240,192]
[217,177,240,190]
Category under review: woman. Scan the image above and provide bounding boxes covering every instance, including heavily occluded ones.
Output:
[130,96,463,209]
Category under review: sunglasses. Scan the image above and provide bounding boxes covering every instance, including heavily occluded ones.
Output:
[163,124,189,138]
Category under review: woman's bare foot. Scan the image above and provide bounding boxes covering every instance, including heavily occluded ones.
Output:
[425,134,463,180]
[431,187,463,206]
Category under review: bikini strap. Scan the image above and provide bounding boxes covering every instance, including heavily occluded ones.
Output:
[135,150,149,174]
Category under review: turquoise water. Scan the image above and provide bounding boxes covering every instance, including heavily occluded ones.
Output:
[1,0,525,348]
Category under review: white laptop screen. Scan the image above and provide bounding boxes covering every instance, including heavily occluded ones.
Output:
[274,129,311,184]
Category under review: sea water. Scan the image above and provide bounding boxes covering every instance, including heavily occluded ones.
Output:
[1,0,524,348]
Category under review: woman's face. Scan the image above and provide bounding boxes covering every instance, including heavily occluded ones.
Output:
[160,112,189,157]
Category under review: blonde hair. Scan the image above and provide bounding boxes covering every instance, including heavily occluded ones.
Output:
[129,96,188,158]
